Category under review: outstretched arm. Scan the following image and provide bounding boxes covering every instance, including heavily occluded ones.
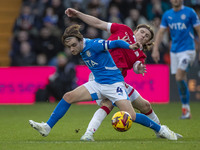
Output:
[95,40,142,52]
[108,40,142,50]
[65,8,108,31]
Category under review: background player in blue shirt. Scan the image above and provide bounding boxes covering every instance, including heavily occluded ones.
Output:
[29,24,181,140]
[152,0,200,119]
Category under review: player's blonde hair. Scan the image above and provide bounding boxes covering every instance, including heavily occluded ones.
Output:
[62,24,83,44]
[136,24,154,51]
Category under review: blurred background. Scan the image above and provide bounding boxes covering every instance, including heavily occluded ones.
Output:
[0,0,199,104]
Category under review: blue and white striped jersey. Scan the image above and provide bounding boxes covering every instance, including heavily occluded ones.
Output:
[160,5,200,53]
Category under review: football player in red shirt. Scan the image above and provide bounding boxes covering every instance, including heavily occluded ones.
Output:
[65,8,162,141]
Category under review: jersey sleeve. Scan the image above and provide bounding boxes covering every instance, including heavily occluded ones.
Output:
[107,23,112,33]
[92,39,130,52]
[109,23,130,34]
[138,55,146,64]
[91,39,107,53]
[108,40,130,50]
[91,39,113,53]
[190,8,200,27]
[160,12,168,28]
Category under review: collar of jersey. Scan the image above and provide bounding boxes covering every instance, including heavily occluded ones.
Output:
[133,35,136,42]
[173,5,184,12]
[83,38,86,49]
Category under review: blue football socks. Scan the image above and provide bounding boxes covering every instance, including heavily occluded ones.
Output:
[47,98,71,128]
[177,80,190,105]
[134,113,161,132]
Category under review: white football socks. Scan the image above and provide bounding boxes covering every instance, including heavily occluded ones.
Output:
[146,110,161,125]
[85,108,107,135]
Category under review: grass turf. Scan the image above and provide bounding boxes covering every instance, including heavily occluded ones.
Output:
[0,102,200,150]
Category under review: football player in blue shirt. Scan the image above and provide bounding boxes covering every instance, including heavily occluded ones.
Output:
[152,0,200,119]
[29,24,181,140]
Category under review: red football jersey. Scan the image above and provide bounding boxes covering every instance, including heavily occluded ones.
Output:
[107,23,146,77]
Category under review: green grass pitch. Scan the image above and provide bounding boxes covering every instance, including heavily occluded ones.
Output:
[0,102,200,150]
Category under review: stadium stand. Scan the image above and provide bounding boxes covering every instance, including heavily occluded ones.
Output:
[0,0,22,66]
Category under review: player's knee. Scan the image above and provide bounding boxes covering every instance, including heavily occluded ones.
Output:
[175,70,186,81]
[103,104,114,111]
[175,75,183,81]
[100,100,113,111]
[141,101,151,114]
[63,92,74,104]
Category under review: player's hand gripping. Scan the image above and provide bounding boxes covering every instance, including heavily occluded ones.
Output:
[129,42,143,50]
[65,8,78,17]
[137,62,147,76]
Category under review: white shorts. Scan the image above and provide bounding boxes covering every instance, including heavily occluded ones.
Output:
[84,80,129,105]
[170,50,196,74]
[124,83,140,102]
[88,73,140,106]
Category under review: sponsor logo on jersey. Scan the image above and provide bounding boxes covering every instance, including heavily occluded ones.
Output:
[169,23,187,30]
[85,60,98,67]
[168,16,172,20]
[181,14,186,20]
[134,51,139,57]
[86,50,91,57]
[124,32,131,44]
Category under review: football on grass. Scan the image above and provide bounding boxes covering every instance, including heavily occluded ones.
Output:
[111,111,132,132]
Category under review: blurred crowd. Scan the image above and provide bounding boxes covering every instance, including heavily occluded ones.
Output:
[9,0,200,100]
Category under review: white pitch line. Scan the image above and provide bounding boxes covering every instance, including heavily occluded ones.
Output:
[0,140,200,144]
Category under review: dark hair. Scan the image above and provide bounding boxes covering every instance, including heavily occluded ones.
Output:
[136,24,154,51]
[61,24,83,44]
